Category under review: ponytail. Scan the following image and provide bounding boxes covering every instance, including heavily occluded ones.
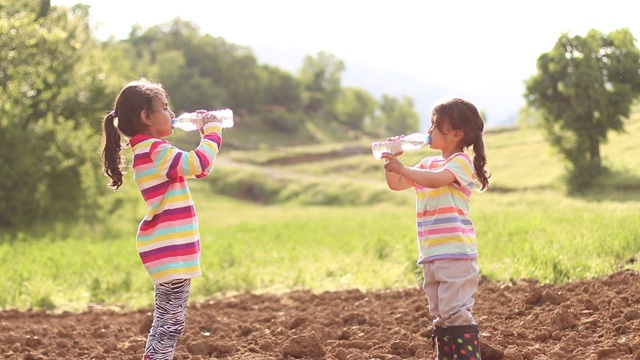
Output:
[472,135,491,192]
[433,98,491,192]
[101,112,125,190]
[101,78,168,190]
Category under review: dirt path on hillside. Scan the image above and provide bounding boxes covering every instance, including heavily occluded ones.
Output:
[1,270,639,359]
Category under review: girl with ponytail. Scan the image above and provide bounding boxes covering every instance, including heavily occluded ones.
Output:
[380,97,490,360]
[101,78,224,360]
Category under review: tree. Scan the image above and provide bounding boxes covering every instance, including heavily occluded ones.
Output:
[256,65,306,132]
[336,87,377,132]
[524,28,640,190]
[0,1,116,227]
[372,95,420,136]
[298,51,345,118]
[259,65,303,112]
[125,19,264,114]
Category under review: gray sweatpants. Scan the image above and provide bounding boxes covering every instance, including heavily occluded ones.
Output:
[422,259,479,327]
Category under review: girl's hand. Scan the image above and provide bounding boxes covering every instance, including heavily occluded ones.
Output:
[189,109,207,130]
[201,111,220,126]
[381,151,405,174]
[198,111,221,135]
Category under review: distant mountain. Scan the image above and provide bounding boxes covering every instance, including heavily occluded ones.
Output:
[251,44,522,130]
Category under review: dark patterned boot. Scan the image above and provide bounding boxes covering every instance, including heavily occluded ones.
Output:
[449,324,481,360]
[431,326,453,360]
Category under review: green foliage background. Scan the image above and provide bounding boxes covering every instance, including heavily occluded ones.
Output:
[1,1,639,312]
[525,28,640,190]
[0,2,420,228]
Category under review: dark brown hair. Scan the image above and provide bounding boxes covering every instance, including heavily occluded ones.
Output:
[432,97,491,191]
[101,78,167,190]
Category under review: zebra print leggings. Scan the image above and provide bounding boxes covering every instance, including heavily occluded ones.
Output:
[143,279,191,360]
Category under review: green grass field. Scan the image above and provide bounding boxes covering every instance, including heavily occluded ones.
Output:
[1,119,638,312]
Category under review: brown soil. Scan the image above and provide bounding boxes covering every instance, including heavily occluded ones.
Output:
[1,270,639,360]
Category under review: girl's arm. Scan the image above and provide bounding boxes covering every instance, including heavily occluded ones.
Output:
[382,153,456,189]
[384,167,412,191]
[382,151,413,191]
[394,166,456,189]
[191,121,223,178]
[146,122,222,180]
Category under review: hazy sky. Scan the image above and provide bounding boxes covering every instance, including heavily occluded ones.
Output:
[50,0,640,125]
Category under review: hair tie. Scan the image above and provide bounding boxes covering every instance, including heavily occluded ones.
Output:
[108,110,117,118]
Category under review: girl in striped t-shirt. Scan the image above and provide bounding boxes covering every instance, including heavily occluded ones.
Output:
[380,97,490,360]
[101,79,223,360]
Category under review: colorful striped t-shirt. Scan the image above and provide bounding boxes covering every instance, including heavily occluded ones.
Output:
[130,123,222,284]
[410,152,478,264]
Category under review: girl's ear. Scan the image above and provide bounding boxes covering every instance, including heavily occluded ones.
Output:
[453,129,464,141]
[140,109,152,126]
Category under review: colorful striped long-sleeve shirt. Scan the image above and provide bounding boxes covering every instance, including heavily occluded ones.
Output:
[130,122,222,284]
[410,152,478,264]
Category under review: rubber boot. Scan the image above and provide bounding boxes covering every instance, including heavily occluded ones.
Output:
[449,324,481,360]
[431,326,453,360]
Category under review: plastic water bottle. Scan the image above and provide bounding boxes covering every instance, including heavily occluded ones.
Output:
[172,109,234,131]
[371,132,431,159]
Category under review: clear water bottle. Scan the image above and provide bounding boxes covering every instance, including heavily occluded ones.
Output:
[371,132,431,159]
[172,109,234,131]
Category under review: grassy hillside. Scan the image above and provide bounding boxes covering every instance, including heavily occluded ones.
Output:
[169,100,640,203]
[206,110,640,204]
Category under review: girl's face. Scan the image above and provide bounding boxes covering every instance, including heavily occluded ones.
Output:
[143,95,175,138]
[427,117,463,157]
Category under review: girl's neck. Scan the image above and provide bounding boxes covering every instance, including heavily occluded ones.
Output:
[441,148,463,159]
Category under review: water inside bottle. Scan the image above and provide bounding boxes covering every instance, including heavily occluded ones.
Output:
[371,143,387,160]
[371,133,429,159]
[371,141,402,159]
[401,139,426,150]
[210,109,234,128]
[172,118,199,131]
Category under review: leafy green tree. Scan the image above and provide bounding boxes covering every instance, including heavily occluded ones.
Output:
[373,95,420,136]
[0,0,48,16]
[259,64,303,112]
[125,19,264,114]
[256,64,306,132]
[0,1,116,227]
[298,51,345,118]
[525,28,640,190]
[336,87,377,132]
